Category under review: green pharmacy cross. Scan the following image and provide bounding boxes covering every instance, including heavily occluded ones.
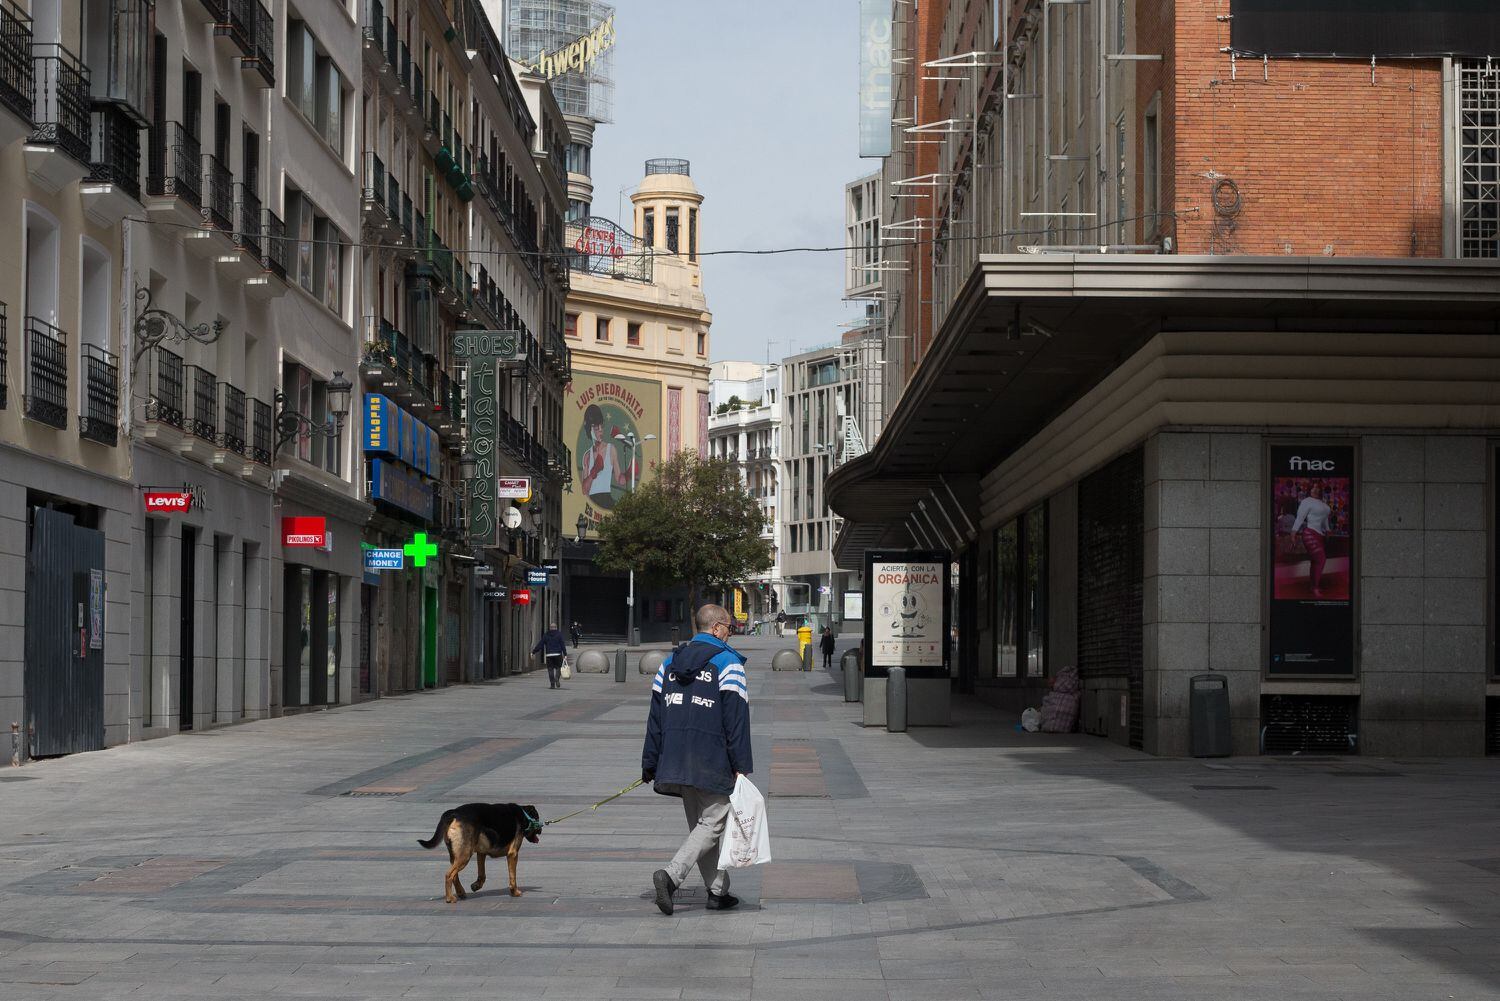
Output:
[404,532,439,568]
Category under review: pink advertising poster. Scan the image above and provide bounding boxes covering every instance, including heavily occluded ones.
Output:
[667,387,682,454]
[697,391,710,455]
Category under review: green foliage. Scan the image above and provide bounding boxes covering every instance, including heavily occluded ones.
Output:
[595,451,774,614]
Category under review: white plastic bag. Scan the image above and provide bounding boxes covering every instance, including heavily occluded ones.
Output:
[717,775,771,869]
[1020,707,1041,732]
[560,657,572,680]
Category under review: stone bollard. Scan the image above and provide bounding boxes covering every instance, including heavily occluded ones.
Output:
[576,650,610,674]
[639,649,665,677]
[802,644,814,672]
[771,649,803,672]
[614,649,627,683]
[886,666,907,732]
[841,649,862,703]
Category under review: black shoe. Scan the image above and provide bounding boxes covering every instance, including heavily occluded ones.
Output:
[652,869,677,915]
[705,891,740,911]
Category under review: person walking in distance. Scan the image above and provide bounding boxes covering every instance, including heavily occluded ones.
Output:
[1291,483,1332,598]
[820,626,836,669]
[532,622,568,690]
[569,620,582,648]
[641,604,751,914]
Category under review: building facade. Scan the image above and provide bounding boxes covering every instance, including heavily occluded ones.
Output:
[707,361,781,629]
[560,158,712,642]
[830,0,1500,756]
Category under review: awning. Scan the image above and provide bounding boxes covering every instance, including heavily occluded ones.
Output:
[829,254,1500,568]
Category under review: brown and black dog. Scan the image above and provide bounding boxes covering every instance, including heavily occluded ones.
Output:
[417,802,541,903]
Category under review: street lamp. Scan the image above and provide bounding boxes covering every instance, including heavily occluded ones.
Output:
[273,370,352,457]
[613,430,657,645]
[575,512,589,544]
[814,441,839,632]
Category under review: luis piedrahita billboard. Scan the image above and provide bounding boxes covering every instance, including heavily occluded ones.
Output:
[564,371,662,533]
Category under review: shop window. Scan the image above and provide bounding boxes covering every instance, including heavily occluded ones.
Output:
[992,502,1047,680]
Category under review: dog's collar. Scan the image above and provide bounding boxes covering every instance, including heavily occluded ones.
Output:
[521,807,544,834]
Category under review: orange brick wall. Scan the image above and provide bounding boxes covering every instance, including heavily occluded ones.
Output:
[1166,0,1444,257]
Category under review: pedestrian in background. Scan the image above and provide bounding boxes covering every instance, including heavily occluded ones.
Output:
[570,620,582,648]
[641,604,751,915]
[820,626,836,668]
[533,623,568,690]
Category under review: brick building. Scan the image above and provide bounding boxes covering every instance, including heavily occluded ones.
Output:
[832,0,1500,756]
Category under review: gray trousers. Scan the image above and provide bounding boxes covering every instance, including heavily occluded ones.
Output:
[545,654,562,688]
[662,784,731,894]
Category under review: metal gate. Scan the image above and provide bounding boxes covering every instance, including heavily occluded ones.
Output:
[24,507,105,756]
[1077,449,1145,749]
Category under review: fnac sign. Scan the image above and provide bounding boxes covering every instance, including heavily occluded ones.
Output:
[144,491,192,513]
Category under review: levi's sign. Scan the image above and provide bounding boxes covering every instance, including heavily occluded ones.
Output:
[453,330,527,364]
[144,491,192,512]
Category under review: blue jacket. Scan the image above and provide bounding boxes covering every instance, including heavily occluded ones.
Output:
[532,629,567,656]
[641,634,751,796]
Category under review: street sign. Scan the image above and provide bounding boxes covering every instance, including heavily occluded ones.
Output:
[527,569,548,585]
[452,329,528,364]
[482,586,508,601]
[364,548,404,571]
[817,585,831,595]
[497,477,531,499]
[541,562,560,573]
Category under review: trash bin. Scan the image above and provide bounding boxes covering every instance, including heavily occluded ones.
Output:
[630,626,641,647]
[669,626,680,644]
[614,649,628,683]
[1190,673,1231,757]
[886,667,907,733]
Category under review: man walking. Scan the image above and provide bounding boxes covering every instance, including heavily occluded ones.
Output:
[641,604,751,915]
[532,622,568,689]
[570,620,582,648]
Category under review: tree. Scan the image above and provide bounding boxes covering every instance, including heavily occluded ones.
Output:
[595,451,773,629]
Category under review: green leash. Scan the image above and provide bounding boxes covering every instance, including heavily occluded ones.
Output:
[543,778,645,827]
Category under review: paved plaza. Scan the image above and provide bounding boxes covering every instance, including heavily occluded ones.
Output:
[2,636,1499,1000]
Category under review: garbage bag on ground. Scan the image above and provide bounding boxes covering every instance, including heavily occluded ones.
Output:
[1039,665,1082,733]
[1020,707,1041,732]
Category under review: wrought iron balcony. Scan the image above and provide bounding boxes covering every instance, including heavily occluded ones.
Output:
[0,301,7,410]
[248,1,273,86]
[215,0,253,57]
[219,382,246,455]
[87,104,141,200]
[399,40,411,94]
[148,121,201,207]
[234,184,261,257]
[361,0,382,43]
[79,343,118,446]
[201,152,233,230]
[144,345,185,429]
[30,43,90,165]
[383,17,398,73]
[261,207,287,279]
[362,151,387,222]
[0,0,31,125]
[186,364,218,441]
[250,397,271,464]
[23,316,67,429]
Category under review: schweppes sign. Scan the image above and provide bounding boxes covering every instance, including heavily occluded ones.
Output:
[530,15,616,80]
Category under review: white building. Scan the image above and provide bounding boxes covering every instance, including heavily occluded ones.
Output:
[707,361,780,629]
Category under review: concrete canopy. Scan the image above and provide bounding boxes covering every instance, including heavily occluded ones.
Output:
[828,254,1500,569]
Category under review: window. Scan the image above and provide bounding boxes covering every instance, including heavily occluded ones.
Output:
[627,321,641,346]
[1143,97,1160,238]
[665,207,680,253]
[696,330,706,356]
[565,142,590,175]
[567,199,588,222]
[1460,60,1500,258]
[688,207,698,262]
[564,312,578,338]
[595,316,610,341]
[289,20,347,155]
[1115,115,1127,242]
[991,503,1047,680]
[285,187,346,315]
[642,207,654,247]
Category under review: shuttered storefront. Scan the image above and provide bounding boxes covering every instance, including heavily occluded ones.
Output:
[1077,449,1144,749]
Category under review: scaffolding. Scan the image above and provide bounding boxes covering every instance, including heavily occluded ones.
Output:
[505,0,616,124]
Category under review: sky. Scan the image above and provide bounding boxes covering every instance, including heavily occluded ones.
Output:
[585,0,876,364]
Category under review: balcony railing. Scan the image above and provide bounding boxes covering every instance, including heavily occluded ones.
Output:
[148,121,201,207]
[217,0,253,56]
[401,194,413,240]
[30,43,90,166]
[186,364,217,441]
[234,184,261,257]
[361,0,382,42]
[251,397,271,464]
[145,346,184,429]
[202,152,233,230]
[249,1,274,86]
[398,40,411,93]
[261,207,287,278]
[219,382,246,455]
[0,0,32,125]
[0,301,7,410]
[23,316,67,429]
[79,343,118,446]
[86,104,142,200]
[383,17,397,74]
[362,151,385,211]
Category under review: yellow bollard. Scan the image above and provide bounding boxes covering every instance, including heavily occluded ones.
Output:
[797,625,812,659]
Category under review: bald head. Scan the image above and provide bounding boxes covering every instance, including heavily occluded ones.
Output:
[695,604,731,632]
